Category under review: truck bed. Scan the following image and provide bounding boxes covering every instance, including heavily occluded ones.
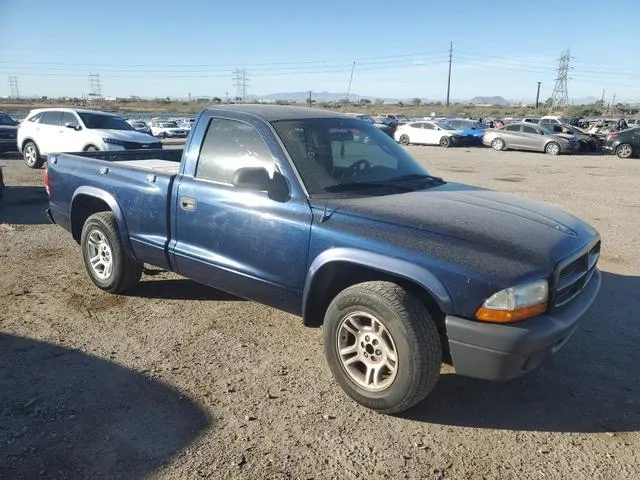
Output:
[54,148,183,165]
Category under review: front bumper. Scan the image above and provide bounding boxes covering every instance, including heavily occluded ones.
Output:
[446,268,601,381]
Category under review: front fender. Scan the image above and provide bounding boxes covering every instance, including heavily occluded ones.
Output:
[303,247,454,317]
[70,186,133,253]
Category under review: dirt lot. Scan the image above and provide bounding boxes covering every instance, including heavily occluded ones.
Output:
[1,145,639,480]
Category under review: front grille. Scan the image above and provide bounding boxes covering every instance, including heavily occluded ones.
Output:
[554,241,600,308]
[122,141,162,150]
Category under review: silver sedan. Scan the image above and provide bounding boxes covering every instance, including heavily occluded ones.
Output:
[483,123,580,155]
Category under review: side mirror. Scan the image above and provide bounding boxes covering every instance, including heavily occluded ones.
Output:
[232,167,291,202]
[65,122,80,130]
[232,167,271,191]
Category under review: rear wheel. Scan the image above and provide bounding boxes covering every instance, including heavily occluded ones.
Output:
[80,212,142,293]
[616,143,633,159]
[439,136,451,148]
[491,138,505,151]
[23,141,44,169]
[399,134,410,146]
[323,281,442,414]
[545,142,561,155]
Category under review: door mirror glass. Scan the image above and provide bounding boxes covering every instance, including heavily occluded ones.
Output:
[232,167,271,191]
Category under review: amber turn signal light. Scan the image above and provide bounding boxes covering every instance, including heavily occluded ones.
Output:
[475,303,547,323]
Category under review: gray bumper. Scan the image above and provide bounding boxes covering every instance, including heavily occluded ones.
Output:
[446,269,601,381]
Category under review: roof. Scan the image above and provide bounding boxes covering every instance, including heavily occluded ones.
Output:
[28,107,121,116]
[204,104,349,122]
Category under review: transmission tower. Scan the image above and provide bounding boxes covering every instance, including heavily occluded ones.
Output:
[549,49,572,111]
[232,68,248,102]
[8,75,20,99]
[88,73,103,104]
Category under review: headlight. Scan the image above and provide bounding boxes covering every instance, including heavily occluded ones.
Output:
[102,137,126,146]
[476,279,548,323]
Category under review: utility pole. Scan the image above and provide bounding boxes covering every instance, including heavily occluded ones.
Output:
[308,90,312,108]
[610,93,616,114]
[601,89,606,106]
[535,82,542,109]
[549,49,572,111]
[346,61,356,103]
[446,41,453,107]
[8,75,20,99]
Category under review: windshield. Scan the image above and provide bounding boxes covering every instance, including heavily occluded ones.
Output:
[438,122,456,131]
[272,118,432,195]
[0,112,17,126]
[159,122,178,128]
[356,115,375,123]
[78,112,133,130]
[538,125,556,134]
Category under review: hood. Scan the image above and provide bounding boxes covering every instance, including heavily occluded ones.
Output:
[0,125,18,137]
[91,129,157,142]
[319,182,596,268]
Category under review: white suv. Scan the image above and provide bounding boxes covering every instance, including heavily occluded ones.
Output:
[17,108,161,168]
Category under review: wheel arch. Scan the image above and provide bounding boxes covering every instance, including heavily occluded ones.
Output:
[20,137,37,152]
[70,187,132,253]
[302,248,453,328]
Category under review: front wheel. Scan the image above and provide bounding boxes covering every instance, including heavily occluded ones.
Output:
[399,134,410,146]
[616,143,633,159]
[323,281,442,414]
[491,138,505,151]
[23,141,44,169]
[80,212,142,293]
[545,142,561,155]
[439,136,452,148]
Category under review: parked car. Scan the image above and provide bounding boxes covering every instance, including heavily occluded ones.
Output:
[45,105,601,414]
[127,119,153,135]
[438,118,485,143]
[0,165,4,203]
[149,120,188,138]
[17,108,162,168]
[345,113,395,137]
[549,124,600,152]
[522,117,540,124]
[603,127,640,159]
[540,116,573,126]
[383,114,412,125]
[483,122,580,155]
[177,118,196,130]
[394,121,464,147]
[0,111,19,153]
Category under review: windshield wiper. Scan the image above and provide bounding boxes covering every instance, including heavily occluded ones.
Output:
[323,174,445,193]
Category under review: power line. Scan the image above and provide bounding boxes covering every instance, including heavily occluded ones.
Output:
[8,75,20,98]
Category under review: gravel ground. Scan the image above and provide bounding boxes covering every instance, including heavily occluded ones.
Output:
[1,144,639,480]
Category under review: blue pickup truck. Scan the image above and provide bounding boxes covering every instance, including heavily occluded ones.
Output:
[45,105,601,413]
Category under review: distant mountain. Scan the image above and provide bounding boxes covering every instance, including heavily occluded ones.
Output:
[468,96,510,106]
[570,96,598,105]
[248,91,374,102]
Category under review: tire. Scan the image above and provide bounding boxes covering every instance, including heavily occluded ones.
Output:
[439,136,451,148]
[616,143,633,159]
[545,142,561,155]
[491,138,505,151]
[399,134,410,146]
[84,145,99,152]
[323,281,442,414]
[80,212,142,293]
[23,141,44,169]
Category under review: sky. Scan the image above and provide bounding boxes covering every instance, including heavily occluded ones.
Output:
[1,0,639,103]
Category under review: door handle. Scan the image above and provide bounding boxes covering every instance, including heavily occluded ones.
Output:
[180,196,197,212]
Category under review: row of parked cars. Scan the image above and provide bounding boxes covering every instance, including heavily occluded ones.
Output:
[1,108,639,171]
[357,113,637,159]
